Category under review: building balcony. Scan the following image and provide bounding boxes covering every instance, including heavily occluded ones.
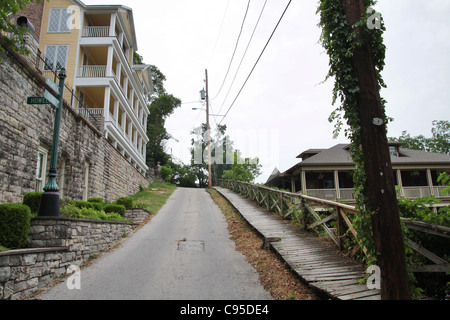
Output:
[78,65,107,78]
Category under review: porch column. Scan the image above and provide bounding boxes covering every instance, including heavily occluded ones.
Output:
[334,170,340,200]
[426,169,435,197]
[396,169,404,197]
[301,171,307,195]
[291,177,296,193]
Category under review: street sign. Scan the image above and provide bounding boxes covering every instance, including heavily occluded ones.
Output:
[45,76,59,95]
[44,90,60,108]
[27,97,50,105]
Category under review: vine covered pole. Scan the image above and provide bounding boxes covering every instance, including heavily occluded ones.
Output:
[340,0,410,299]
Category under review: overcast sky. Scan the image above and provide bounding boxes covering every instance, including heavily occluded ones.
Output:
[83,0,450,183]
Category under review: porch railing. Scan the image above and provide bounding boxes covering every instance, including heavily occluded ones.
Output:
[219,179,450,274]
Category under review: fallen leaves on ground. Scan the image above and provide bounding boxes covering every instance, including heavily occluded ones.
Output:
[210,190,317,300]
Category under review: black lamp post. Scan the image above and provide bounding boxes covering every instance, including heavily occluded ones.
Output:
[38,68,67,217]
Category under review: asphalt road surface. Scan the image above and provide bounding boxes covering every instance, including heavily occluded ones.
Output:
[37,187,272,300]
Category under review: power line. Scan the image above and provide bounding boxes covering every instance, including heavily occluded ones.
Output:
[219,0,292,126]
[216,0,268,116]
[211,0,251,101]
[207,0,231,68]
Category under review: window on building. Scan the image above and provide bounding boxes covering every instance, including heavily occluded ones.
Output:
[48,8,72,33]
[36,147,48,192]
[43,45,69,71]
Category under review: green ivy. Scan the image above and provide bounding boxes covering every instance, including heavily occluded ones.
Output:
[317,0,388,266]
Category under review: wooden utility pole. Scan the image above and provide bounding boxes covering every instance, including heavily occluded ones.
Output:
[205,69,212,189]
[341,0,410,299]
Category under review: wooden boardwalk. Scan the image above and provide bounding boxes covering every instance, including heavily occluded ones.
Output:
[214,187,381,300]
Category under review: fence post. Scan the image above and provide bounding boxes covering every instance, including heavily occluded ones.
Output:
[336,206,344,251]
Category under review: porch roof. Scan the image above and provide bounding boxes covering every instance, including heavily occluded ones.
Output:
[284,143,450,174]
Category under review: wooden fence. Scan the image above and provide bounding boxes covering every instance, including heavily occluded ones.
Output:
[219,179,450,273]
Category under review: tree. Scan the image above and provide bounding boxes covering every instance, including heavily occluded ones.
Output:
[146,93,181,168]
[221,150,261,183]
[134,52,181,169]
[318,0,410,299]
[190,124,261,186]
[0,0,42,60]
[390,120,450,155]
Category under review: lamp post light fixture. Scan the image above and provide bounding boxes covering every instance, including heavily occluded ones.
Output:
[37,68,67,217]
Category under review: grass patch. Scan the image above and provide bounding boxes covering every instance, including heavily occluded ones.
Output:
[131,182,177,215]
[0,246,9,252]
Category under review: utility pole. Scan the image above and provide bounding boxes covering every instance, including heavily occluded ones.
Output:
[205,69,212,189]
[341,0,410,299]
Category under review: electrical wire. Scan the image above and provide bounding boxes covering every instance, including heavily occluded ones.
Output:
[210,0,251,101]
[207,0,231,68]
[219,0,292,126]
[216,0,268,116]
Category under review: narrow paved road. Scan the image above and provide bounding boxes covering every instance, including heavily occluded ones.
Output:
[37,188,271,300]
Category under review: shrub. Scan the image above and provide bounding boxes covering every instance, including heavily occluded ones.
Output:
[60,204,83,219]
[87,198,103,210]
[115,197,133,209]
[0,204,31,248]
[103,204,126,217]
[22,191,43,215]
[71,200,94,209]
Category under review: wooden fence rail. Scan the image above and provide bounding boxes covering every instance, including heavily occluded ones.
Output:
[219,179,450,273]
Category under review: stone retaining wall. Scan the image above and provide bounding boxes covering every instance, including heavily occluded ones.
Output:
[0,40,148,204]
[0,216,141,300]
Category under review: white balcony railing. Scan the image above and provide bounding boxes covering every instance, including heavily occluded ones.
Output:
[82,26,110,38]
[78,65,107,78]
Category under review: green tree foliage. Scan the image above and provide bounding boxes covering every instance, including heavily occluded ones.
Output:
[189,124,261,186]
[0,0,43,60]
[390,120,450,155]
[134,52,181,169]
[222,150,262,183]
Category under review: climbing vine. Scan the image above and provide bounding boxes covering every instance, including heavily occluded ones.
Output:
[317,0,388,265]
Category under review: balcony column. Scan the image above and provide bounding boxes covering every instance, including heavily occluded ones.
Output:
[121,110,126,132]
[103,87,111,122]
[109,13,116,37]
[106,46,114,77]
[111,99,118,122]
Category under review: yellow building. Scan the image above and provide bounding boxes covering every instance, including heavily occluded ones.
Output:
[38,0,152,174]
